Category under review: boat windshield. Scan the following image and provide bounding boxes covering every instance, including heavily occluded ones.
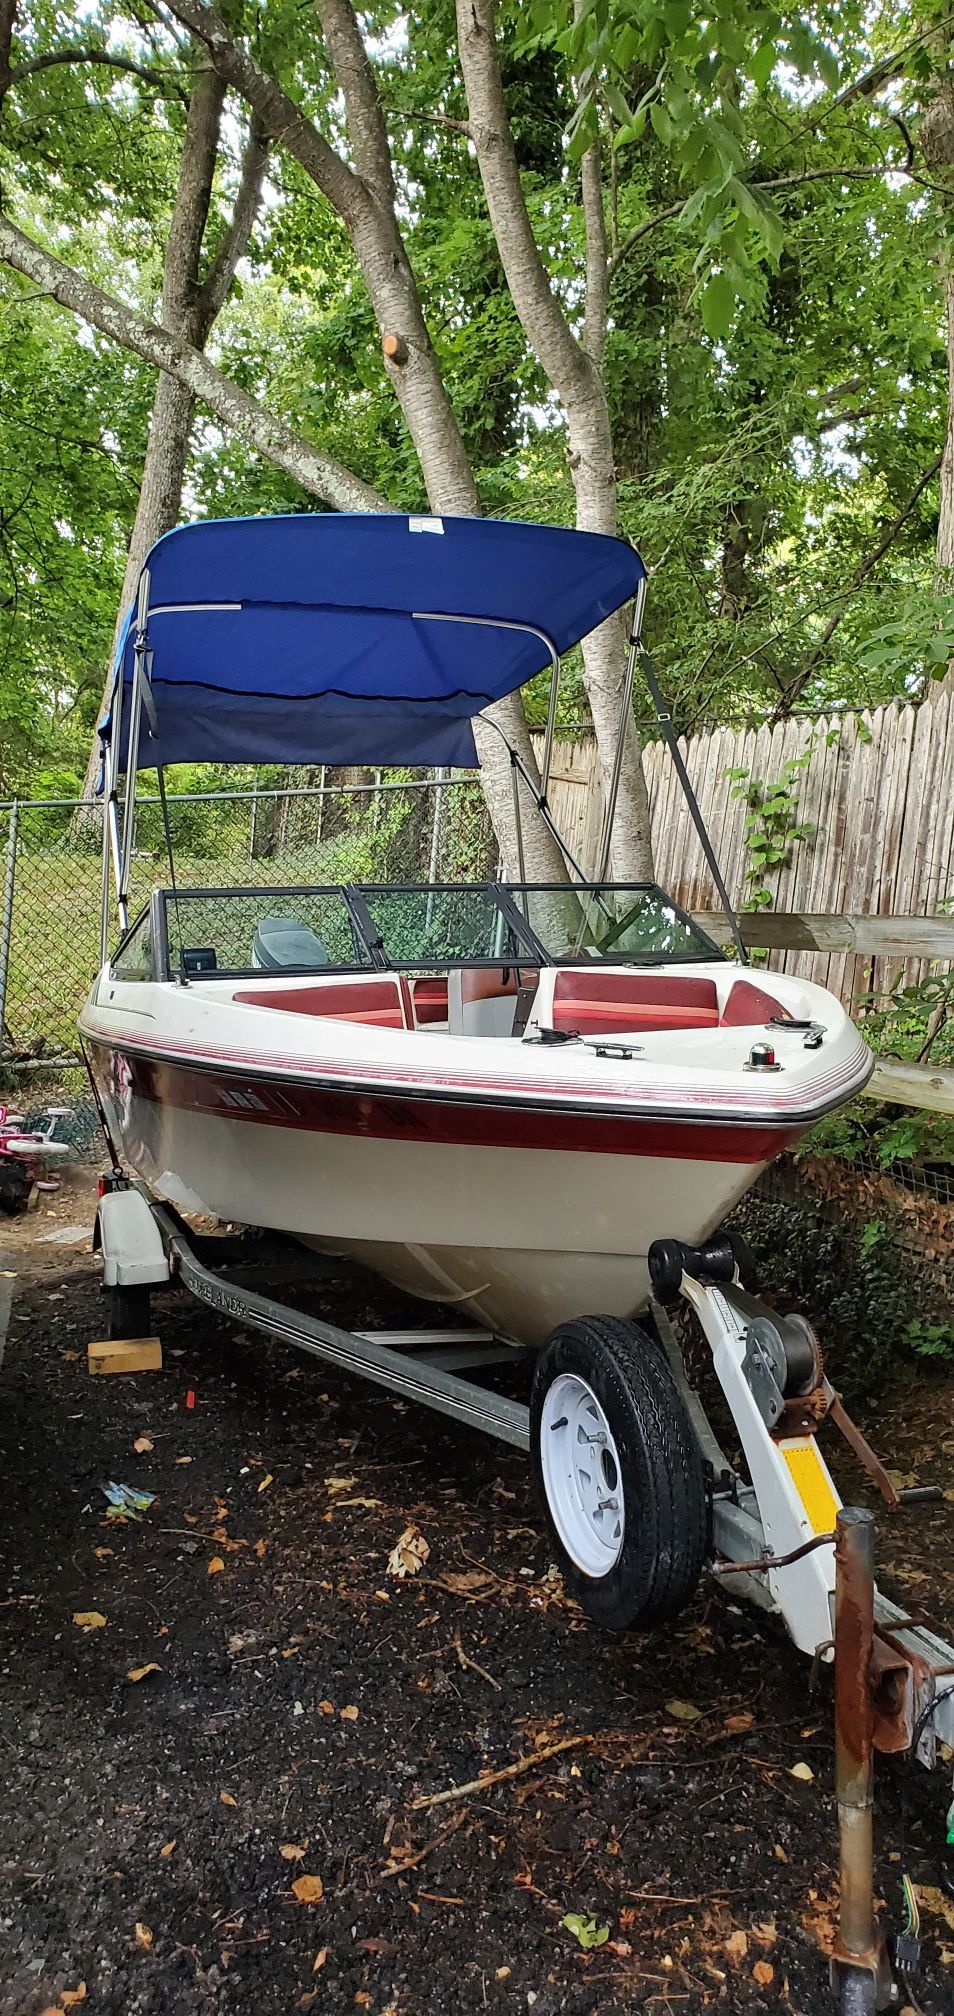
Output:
[149,880,720,978]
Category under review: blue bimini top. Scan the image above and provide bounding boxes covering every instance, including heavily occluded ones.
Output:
[105,510,645,771]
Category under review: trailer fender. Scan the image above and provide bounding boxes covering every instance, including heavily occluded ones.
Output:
[96,1189,170,1289]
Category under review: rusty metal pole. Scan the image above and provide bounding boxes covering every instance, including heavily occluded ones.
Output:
[831,1506,888,2013]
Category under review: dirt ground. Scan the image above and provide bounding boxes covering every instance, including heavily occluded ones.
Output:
[2,1176,954,2016]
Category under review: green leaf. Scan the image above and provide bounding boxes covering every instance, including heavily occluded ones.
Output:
[562,1913,611,1950]
[699,270,735,340]
[649,100,674,145]
[749,40,777,91]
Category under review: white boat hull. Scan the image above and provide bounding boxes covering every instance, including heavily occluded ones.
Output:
[81,956,872,1345]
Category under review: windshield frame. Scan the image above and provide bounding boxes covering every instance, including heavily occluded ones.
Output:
[140,880,723,981]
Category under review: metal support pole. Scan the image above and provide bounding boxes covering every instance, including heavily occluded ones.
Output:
[538,641,561,804]
[0,799,19,1052]
[426,768,447,928]
[510,753,526,889]
[831,1507,890,2013]
[119,565,152,913]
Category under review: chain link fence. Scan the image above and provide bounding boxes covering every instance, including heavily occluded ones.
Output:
[0,774,496,1069]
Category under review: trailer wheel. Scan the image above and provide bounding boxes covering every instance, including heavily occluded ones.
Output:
[105,1282,152,1341]
[531,1316,709,1632]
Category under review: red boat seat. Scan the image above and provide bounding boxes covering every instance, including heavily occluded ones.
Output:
[234,978,407,1027]
[720,978,786,1026]
[410,976,449,1025]
[551,971,720,1035]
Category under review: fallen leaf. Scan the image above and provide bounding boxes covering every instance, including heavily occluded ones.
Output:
[257,1473,274,1494]
[561,1912,609,1950]
[127,1663,161,1684]
[254,1538,268,1558]
[752,1960,774,1986]
[72,1611,107,1632]
[665,1698,701,1723]
[292,1874,324,1904]
[339,1497,382,1510]
[134,1922,154,1951]
[915,1884,954,1933]
[355,1996,372,2010]
[774,1844,789,1863]
[340,1704,359,1722]
[160,1841,176,1858]
[132,1435,154,1454]
[725,1712,754,1733]
[220,1790,238,1808]
[495,1967,511,1981]
[318,1699,335,1716]
[175,1455,192,1465]
[789,1761,814,1782]
[313,1948,330,1973]
[387,1523,430,1579]
[939,1945,954,1966]
[61,1989,87,2009]
[325,1475,357,1494]
[207,1556,225,1576]
[280,1843,308,1861]
[752,1919,777,1947]
[725,1930,748,1963]
[92,1547,113,1560]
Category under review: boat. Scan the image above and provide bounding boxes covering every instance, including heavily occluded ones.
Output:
[80,511,873,1347]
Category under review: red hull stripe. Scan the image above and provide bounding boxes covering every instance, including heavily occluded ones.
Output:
[88,1039,804,1164]
[80,1016,872,1121]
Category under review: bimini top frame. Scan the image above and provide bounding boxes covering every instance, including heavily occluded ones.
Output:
[100,509,745,965]
[100,512,648,950]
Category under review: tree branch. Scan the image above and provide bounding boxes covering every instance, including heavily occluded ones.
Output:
[7,45,185,98]
[0,210,389,516]
[775,453,944,713]
[456,0,593,411]
[0,0,17,115]
[195,112,268,331]
[316,0,395,208]
[162,56,225,336]
[608,163,896,282]
[156,0,364,226]
[580,129,608,370]
[160,0,486,516]
[386,105,471,138]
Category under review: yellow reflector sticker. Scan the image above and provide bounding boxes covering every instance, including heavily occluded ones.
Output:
[780,1439,840,1535]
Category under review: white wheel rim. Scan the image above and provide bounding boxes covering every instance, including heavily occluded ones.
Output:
[539,1372,625,1577]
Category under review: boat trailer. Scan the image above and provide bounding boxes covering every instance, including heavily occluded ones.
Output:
[96,1179,954,2012]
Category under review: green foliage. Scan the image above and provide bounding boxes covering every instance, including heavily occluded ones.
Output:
[732,1188,927,1395]
[1,0,953,796]
[726,753,814,909]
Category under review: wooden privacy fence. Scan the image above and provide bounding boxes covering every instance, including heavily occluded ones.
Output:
[533,689,954,1006]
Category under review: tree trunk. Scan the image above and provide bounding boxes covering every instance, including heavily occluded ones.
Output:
[77,60,270,800]
[158,0,567,884]
[455,0,654,880]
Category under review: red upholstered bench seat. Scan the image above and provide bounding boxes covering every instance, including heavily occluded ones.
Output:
[552,972,720,1035]
[234,979,406,1027]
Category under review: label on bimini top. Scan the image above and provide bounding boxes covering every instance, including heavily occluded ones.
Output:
[408,516,444,534]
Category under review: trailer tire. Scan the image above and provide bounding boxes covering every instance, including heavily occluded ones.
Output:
[531,1316,709,1632]
[105,1282,152,1341]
